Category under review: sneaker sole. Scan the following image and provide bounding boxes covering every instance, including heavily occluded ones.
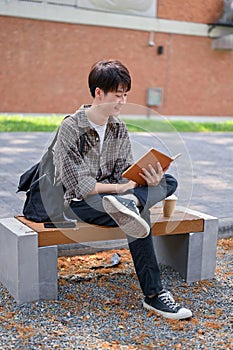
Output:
[143,301,192,320]
[103,196,150,239]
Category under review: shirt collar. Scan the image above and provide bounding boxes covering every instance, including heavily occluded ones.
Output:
[74,104,120,130]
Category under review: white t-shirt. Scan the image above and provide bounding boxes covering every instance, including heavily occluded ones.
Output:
[89,120,107,153]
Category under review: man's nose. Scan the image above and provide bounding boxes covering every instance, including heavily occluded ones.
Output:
[119,95,127,104]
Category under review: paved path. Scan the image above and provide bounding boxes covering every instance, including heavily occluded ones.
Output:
[0,132,233,235]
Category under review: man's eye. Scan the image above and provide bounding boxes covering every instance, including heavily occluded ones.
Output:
[116,94,127,98]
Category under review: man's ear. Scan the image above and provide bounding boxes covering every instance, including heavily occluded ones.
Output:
[95,87,104,100]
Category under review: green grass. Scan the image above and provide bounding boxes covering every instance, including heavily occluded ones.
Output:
[124,119,233,132]
[0,115,64,132]
[1,114,233,132]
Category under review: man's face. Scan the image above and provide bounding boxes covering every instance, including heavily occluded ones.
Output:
[101,85,128,116]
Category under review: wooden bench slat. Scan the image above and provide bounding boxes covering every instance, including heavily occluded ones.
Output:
[16,207,204,247]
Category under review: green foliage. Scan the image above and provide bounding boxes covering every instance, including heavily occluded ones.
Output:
[0,115,233,132]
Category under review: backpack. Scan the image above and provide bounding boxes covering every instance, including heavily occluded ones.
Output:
[17,116,85,223]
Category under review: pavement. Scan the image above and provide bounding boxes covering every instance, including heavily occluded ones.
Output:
[0,131,233,238]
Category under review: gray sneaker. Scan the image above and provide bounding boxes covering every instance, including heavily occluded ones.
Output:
[102,195,150,239]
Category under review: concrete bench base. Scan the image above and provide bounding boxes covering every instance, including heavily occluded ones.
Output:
[0,208,218,303]
[0,218,58,303]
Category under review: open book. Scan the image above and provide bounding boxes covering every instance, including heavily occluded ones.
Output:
[122,148,181,185]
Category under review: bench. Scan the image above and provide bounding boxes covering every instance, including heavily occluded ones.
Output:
[0,206,218,304]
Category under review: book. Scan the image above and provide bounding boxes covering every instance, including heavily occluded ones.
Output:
[122,148,181,185]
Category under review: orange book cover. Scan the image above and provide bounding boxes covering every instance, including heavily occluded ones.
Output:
[122,148,181,185]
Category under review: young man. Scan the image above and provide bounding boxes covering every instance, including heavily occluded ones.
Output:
[54,59,192,320]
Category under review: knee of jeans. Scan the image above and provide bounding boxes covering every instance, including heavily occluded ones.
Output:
[165,174,178,196]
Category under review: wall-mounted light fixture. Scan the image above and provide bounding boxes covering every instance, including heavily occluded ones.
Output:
[148,32,164,54]
[157,46,164,55]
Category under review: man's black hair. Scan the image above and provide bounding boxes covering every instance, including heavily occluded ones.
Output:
[88,59,131,98]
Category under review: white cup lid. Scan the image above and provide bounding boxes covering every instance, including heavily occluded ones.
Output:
[165,194,177,200]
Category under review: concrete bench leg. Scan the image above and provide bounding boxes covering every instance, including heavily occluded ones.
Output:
[0,218,39,303]
[153,213,218,283]
[0,218,58,303]
[39,246,58,300]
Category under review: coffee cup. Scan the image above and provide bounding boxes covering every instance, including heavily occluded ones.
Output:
[163,194,177,217]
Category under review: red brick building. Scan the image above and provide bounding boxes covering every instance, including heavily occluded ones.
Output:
[0,0,233,116]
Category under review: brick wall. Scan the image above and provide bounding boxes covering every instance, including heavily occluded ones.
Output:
[0,0,233,116]
[157,0,223,23]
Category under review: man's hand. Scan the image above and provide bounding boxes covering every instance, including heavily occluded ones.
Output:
[139,162,164,186]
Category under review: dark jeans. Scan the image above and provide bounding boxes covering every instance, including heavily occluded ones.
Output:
[67,174,177,296]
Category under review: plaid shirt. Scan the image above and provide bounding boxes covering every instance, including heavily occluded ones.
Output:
[54,105,134,204]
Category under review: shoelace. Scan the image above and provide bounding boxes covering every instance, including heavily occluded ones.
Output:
[126,200,140,215]
[158,291,179,311]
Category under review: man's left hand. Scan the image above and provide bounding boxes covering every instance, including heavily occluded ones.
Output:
[139,162,164,186]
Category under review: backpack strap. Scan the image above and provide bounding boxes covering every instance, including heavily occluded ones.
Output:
[48,115,71,152]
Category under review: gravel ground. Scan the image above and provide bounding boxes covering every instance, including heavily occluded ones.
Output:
[0,238,232,350]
